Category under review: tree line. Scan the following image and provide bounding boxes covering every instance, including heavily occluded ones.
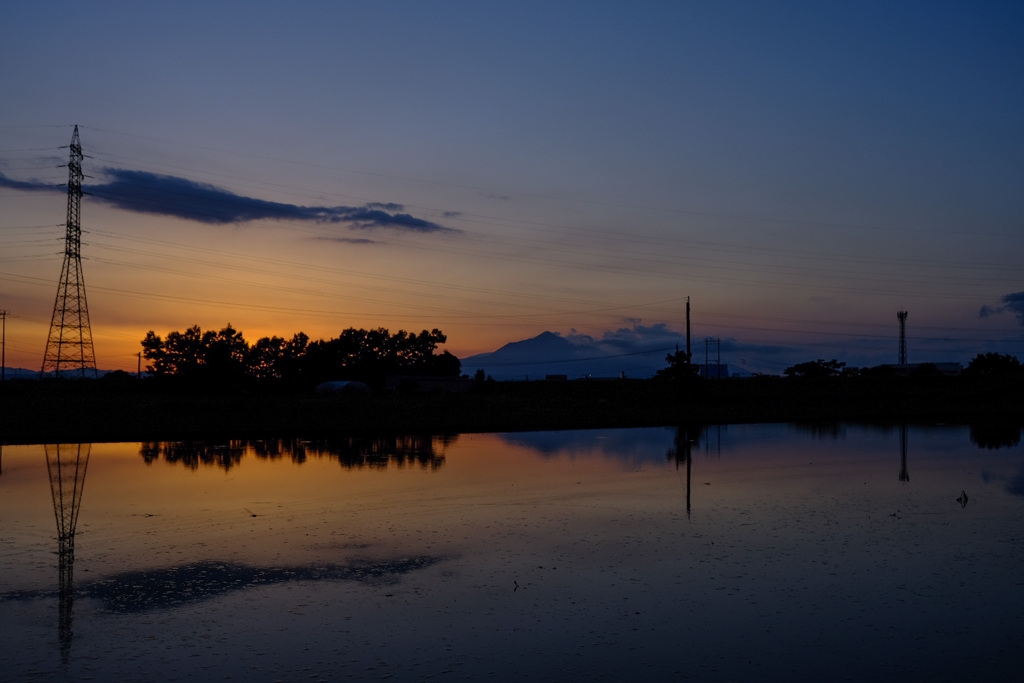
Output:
[781,353,1023,379]
[141,324,461,388]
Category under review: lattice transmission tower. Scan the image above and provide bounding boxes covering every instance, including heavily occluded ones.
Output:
[41,125,97,378]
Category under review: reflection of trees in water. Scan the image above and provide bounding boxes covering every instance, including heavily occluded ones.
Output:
[792,422,846,440]
[140,435,454,471]
[141,441,246,470]
[250,435,452,470]
[969,421,1022,450]
[791,420,1023,451]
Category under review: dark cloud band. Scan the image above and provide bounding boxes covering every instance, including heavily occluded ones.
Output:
[0,172,61,193]
[0,168,454,234]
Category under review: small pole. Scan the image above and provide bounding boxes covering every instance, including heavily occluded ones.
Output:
[137,351,142,379]
[1,309,7,382]
[685,297,691,363]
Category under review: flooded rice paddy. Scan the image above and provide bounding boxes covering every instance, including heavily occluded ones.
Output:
[1,423,1022,681]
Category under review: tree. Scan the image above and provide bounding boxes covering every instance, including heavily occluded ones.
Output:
[142,324,249,382]
[140,325,458,388]
[202,324,249,381]
[249,335,287,381]
[142,324,205,377]
[784,359,846,378]
[964,352,1023,379]
[302,327,458,387]
[423,349,462,376]
[657,349,698,381]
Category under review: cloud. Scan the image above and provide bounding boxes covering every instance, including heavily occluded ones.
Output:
[563,322,682,356]
[312,236,379,245]
[979,292,1024,325]
[1,556,442,612]
[0,168,455,234]
[0,171,61,193]
[1002,292,1024,324]
[364,202,403,212]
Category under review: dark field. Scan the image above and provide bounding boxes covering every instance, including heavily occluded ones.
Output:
[2,374,1022,444]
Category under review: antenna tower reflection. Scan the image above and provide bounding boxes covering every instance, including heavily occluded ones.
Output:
[899,424,910,483]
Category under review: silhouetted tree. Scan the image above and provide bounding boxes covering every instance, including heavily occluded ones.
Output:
[249,335,286,381]
[784,359,846,378]
[203,324,249,382]
[964,352,1023,379]
[140,325,458,389]
[142,324,249,383]
[142,324,205,377]
[300,327,457,388]
[657,349,698,381]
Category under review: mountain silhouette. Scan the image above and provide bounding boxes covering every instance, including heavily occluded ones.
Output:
[461,331,670,380]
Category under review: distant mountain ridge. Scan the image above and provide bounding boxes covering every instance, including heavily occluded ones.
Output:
[1,367,40,379]
[2,367,121,379]
[461,330,675,380]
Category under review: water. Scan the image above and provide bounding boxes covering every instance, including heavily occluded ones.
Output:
[1,424,1022,681]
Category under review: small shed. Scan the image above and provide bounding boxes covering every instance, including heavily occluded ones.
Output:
[315,380,371,395]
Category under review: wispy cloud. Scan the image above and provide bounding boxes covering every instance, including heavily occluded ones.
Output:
[980,291,1024,325]
[0,168,456,234]
[311,236,378,245]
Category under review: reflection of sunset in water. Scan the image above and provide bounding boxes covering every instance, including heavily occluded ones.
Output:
[2,425,1023,681]
[3,432,665,584]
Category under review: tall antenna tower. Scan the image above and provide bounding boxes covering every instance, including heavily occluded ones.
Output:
[897,310,908,365]
[41,125,97,378]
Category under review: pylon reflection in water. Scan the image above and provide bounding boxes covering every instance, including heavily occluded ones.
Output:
[45,443,91,660]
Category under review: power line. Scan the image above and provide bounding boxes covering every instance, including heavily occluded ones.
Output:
[77,124,1009,239]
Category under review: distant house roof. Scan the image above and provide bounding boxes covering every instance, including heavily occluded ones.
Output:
[315,380,371,395]
[384,375,474,393]
[880,362,962,376]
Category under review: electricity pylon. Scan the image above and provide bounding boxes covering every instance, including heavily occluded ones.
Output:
[46,443,91,659]
[41,125,97,378]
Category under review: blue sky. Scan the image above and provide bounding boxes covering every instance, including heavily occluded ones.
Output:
[1,1,1022,374]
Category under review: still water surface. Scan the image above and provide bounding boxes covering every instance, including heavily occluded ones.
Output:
[1,424,1022,681]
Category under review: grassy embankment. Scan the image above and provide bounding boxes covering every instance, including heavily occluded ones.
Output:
[2,374,1022,444]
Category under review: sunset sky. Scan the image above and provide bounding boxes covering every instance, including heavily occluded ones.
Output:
[2,1,1023,375]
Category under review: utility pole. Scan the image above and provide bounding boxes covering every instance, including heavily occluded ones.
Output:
[685,297,691,363]
[41,125,97,379]
[1,309,7,382]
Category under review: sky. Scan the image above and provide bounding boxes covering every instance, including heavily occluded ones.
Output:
[2,1,1023,376]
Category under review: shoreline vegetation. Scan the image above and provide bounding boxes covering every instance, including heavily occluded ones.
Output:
[1,375,1022,445]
